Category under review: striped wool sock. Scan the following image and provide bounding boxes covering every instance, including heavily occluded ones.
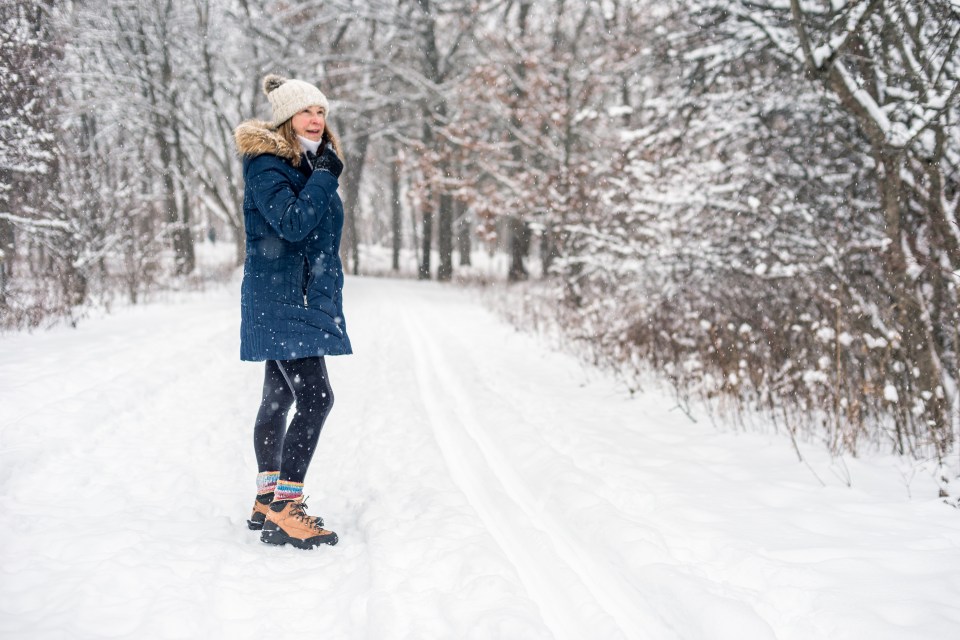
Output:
[274,479,304,502]
[257,471,279,496]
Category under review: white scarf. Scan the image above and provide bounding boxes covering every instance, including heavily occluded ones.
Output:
[298,135,321,155]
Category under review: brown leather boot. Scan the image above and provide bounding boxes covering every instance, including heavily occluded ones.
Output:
[247,493,273,530]
[249,492,324,531]
[261,498,338,549]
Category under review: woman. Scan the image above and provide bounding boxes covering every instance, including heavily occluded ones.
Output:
[234,74,351,550]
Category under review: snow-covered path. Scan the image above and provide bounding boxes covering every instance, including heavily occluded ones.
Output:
[2,276,959,640]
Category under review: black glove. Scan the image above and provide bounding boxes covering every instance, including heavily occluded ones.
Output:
[307,146,343,178]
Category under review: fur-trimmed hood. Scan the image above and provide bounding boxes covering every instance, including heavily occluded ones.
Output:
[234,119,298,161]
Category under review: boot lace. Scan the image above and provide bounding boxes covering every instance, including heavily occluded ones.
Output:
[290,498,324,531]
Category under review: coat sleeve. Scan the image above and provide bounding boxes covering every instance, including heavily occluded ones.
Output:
[246,156,340,243]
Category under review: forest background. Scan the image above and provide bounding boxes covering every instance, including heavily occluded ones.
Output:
[2,0,959,483]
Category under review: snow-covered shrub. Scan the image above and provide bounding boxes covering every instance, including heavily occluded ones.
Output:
[490,0,958,463]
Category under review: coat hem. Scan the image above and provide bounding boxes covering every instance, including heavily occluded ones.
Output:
[240,347,353,362]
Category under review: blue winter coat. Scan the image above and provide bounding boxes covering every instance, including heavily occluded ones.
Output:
[234,120,352,361]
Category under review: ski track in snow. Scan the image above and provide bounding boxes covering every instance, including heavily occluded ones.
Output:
[1,276,960,640]
[402,305,670,640]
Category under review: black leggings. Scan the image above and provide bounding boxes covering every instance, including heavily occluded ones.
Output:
[253,357,334,484]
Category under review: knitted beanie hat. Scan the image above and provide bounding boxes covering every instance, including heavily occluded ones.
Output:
[262,74,329,128]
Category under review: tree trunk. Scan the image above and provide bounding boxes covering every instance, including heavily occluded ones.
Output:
[541,224,560,276]
[233,225,246,268]
[156,127,183,273]
[339,129,369,276]
[159,1,193,276]
[419,200,433,280]
[506,1,533,281]
[823,62,952,457]
[437,190,454,281]
[507,216,530,282]
[137,11,193,277]
[415,0,454,281]
[878,150,951,457]
[172,124,195,275]
[0,214,12,302]
[456,197,471,266]
[391,148,402,272]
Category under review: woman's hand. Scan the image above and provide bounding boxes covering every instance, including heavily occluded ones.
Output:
[308,146,343,178]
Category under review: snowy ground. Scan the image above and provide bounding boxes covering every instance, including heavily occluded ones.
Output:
[1,275,959,640]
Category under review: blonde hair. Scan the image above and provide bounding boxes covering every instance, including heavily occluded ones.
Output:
[277,118,343,168]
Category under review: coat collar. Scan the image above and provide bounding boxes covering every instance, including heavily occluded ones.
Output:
[234,119,299,161]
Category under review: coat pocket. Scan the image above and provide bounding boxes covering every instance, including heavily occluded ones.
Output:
[260,255,303,304]
[301,256,310,302]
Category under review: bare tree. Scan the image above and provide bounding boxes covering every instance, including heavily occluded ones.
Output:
[701,0,960,459]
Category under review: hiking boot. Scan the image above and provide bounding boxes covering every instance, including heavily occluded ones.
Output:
[248,492,324,530]
[247,492,273,530]
[260,498,338,549]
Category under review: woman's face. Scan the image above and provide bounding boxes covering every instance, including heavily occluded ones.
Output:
[291,105,326,142]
